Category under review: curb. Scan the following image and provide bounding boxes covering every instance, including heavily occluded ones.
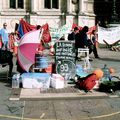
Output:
[9,88,118,101]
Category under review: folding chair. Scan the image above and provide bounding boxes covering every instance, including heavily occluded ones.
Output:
[78,48,91,70]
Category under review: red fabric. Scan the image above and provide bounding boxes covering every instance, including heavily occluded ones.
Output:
[77,74,97,90]
[41,23,51,43]
[72,23,96,34]
[18,19,51,43]
[0,35,2,48]
[87,26,97,34]
[72,23,83,30]
[9,33,15,50]
[72,23,78,29]
[20,19,36,34]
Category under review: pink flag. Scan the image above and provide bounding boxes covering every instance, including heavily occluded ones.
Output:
[17,29,42,72]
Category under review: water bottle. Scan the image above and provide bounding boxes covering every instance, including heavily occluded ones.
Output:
[12,74,20,88]
[102,64,111,81]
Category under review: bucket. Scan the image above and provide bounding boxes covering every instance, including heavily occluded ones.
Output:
[35,54,48,69]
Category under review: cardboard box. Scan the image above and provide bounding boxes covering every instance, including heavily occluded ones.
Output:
[50,74,65,89]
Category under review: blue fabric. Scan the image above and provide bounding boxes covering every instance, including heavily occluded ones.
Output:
[18,23,24,38]
[76,65,88,77]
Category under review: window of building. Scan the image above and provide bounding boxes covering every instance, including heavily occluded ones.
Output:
[18,0,24,8]
[10,0,16,8]
[10,0,24,9]
[45,0,59,9]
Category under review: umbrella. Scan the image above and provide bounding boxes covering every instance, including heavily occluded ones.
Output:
[17,29,42,72]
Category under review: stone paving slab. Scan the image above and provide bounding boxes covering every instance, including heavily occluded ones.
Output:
[9,87,110,101]
[9,84,120,101]
[1,48,120,120]
[9,88,21,101]
[20,89,108,100]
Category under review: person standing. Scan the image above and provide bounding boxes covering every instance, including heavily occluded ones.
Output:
[68,27,79,41]
[75,26,89,60]
[0,23,9,50]
[89,30,100,58]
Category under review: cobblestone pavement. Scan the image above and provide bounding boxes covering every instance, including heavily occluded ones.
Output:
[0,48,120,120]
[80,48,120,76]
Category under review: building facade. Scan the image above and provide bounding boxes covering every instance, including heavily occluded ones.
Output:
[0,0,95,33]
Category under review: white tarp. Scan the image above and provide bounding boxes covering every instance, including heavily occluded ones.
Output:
[98,26,120,44]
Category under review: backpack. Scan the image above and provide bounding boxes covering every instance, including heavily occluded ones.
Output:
[77,73,97,91]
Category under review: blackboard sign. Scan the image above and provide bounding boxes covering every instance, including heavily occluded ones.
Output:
[55,41,76,79]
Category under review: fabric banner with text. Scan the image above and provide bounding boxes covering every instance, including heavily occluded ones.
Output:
[98,26,120,44]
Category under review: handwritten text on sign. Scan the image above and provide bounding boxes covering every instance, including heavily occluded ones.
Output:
[55,41,76,78]
[55,41,75,62]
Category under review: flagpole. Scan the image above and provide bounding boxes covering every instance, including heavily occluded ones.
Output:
[38,28,44,43]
